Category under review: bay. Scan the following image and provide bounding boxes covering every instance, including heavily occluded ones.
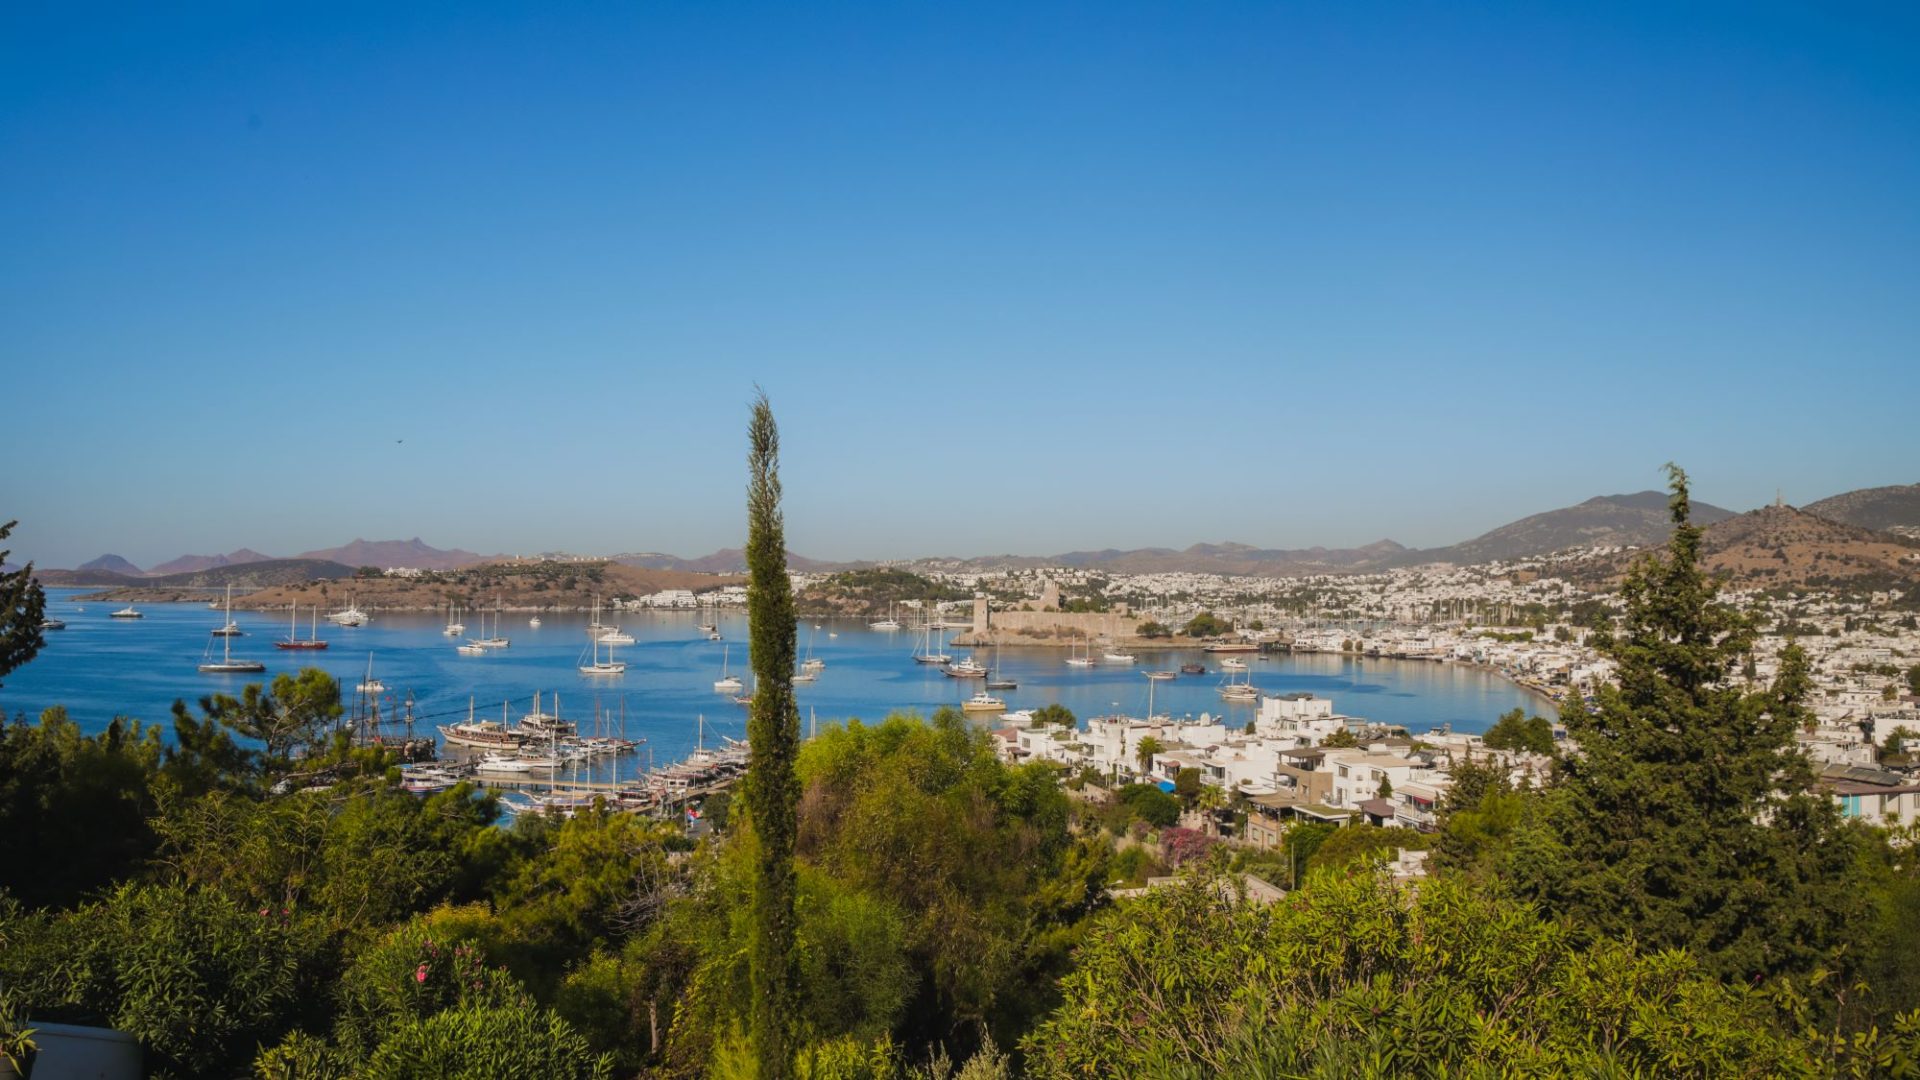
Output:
[7,590,1551,770]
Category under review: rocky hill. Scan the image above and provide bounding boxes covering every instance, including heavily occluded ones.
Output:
[1410,491,1735,566]
[76,554,143,576]
[147,548,275,576]
[1804,483,1920,535]
[1697,505,1920,587]
[296,538,488,570]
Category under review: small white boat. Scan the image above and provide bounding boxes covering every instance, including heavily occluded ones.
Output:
[961,691,1006,713]
[442,603,465,637]
[41,617,66,630]
[792,670,817,683]
[529,615,541,627]
[456,641,486,656]
[1066,636,1094,667]
[1103,650,1137,664]
[476,753,536,774]
[597,629,634,645]
[111,606,143,619]
[943,657,988,678]
[579,599,627,673]
[1219,658,1248,671]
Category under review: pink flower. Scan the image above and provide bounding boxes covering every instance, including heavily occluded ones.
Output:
[414,962,429,984]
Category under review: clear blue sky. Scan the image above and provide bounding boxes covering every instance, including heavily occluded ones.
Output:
[4,2,1917,569]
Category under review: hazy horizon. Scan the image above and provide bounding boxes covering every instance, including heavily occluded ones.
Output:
[7,4,1917,569]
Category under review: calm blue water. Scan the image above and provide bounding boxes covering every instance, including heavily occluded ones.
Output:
[6,590,1548,770]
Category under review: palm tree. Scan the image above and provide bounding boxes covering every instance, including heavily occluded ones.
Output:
[1136,735,1163,777]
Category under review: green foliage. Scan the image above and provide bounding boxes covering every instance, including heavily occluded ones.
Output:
[1029,703,1075,729]
[746,391,802,1078]
[0,521,46,690]
[1173,766,1201,805]
[1318,727,1358,748]
[1181,611,1232,638]
[1907,664,1920,697]
[202,667,345,762]
[359,1003,613,1079]
[1135,620,1171,639]
[4,882,318,1077]
[1534,467,1878,987]
[1481,707,1555,755]
[0,708,163,908]
[1303,825,1427,874]
[1022,867,1920,1078]
[1111,783,1179,830]
[1134,735,1162,774]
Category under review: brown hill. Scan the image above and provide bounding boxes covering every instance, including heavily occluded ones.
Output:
[1803,483,1920,535]
[1696,505,1920,587]
[295,538,489,571]
[148,548,276,576]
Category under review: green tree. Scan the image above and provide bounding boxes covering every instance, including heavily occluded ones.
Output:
[1182,612,1231,638]
[1481,708,1554,755]
[1535,466,1874,984]
[1030,703,1076,729]
[1173,767,1202,806]
[1318,728,1358,749]
[745,392,801,1078]
[1906,664,1920,698]
[0,520,46,689]
[1021,868,1920,1078]
[1135,736,1163,775]
[202,667,345,762]
[1136,620,1171,639]
[0,708,163,908]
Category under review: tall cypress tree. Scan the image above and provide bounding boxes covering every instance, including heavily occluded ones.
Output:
[0,520,47,689]
[1539,465,1869,982]
[744,393,799,1077]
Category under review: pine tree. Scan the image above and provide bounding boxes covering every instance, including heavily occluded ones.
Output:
[744,392,799,1077]
[1539,465,1870,982]
[0,520,48,689]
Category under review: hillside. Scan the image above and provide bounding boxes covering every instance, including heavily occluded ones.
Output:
[234,560,742,611]
[612,549,855,574]
[77,553,143,576]
[148,547,274,576]
[1697,505,1920,587]
[295,538,489,571]
[1413,491,1735,566]
[1803,483,1920,536]
[71,560,358,600]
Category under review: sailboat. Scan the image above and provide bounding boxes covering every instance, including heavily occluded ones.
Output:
[442,603,465,637]
[985,641,1016,690]
[356,653,385,695]
[327,595,369,626]
[713,644,743,694]
[1065,634,1095,668]
[1217,664,1258,702]
[275,603,329,650]
[210,585,244,636]
[198,585,265,673]
[911,623,951,665]
[696,600,717,636]
[475,602,510,648]
[869,602,900,632]
[579,599,627,674]
[801,625,825,671]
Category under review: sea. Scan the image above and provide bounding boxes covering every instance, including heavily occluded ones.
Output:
[6,589,1551,776]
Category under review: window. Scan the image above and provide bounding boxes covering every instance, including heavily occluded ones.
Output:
[1841,795,1865,818]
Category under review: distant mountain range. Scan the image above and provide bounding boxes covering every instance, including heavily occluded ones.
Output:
[41,482,1920,583]
[40,559,356,589]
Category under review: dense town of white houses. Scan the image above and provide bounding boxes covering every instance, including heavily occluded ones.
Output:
[609,549,1920,837]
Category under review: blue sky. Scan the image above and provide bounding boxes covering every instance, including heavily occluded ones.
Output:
[4,2,1917,568]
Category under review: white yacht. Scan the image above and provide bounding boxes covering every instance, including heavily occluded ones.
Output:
[442,604,465,637]
[961,691,1006,713]
[869,602,901,632]
[355,654,385,695]
[210,584,244,636]
[110,605,143,619]
[1103,649,1137,664]
[943,656,988,678]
